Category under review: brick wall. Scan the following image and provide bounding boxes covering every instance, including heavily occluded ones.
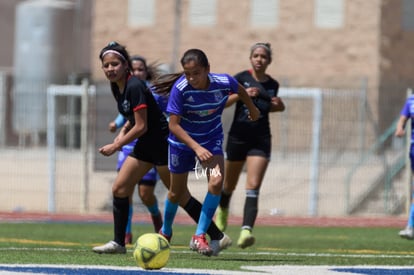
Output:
[92,0,403,132]
[92,0,381,88]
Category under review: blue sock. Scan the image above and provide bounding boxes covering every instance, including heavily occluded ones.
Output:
[195,192,221,236]
[125,205,133,234]
[162,198,178,236]
[147,199,160,216]
[408,203,414,228]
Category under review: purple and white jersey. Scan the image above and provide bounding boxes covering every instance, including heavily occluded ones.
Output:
[167,73,238,150]
[400,95,414,143]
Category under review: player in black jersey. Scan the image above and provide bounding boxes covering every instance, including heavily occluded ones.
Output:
[216,43,285,249]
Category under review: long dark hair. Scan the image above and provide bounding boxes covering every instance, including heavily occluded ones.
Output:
[152,48,209,95]
[99,41,132,98]
[130,55,163,82]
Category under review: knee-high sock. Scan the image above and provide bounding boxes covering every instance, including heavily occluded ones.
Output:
[184,196,223,240]
[125,205,133,234]
[408,203,414,227]
[242,190,259,231]
[162,198,178,236]
[147,199,160,216]
[113,196,129,246]
[219,191,233,209]
[195,192,220,236]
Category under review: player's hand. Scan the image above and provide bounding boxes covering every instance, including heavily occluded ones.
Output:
[272,97,282,105]
[246,87,259,98]
[395,128,405,137]
[108,122,117,133]
[248,107,260,121]
[270,97,285,112]
[195,146,213,163]
[99,144,118,156]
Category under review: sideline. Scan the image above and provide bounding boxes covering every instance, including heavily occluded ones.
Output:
[1,264,414,275]
[0,212,406,228]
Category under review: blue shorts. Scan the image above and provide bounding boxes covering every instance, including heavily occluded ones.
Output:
[116,141,136,170]
[140,167,159,185]
[168,138,224,174]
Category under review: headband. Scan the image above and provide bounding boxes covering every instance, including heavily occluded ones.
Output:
[102,50,126,61]
[250,43,272,55]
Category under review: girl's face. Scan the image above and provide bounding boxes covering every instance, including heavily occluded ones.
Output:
[101,53,128,83]
[183,60,210,90]
[131,60,148,81]
[250,47,271,72]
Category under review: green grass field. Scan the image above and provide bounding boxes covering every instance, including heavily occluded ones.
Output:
[1,221,414,272]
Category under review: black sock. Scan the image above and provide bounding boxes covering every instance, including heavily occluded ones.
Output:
[242,192,258,230]
[219,191,232,208]
[113,196,129,246]
[184,196,223,240]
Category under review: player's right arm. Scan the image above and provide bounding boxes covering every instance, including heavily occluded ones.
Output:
[169,114,213,162]
[108,113,126,132]
[395,115,408,137]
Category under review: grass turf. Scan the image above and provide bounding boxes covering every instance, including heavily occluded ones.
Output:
[0,222,413,271]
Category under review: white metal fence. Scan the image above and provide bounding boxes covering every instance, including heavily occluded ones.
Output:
[0,77,410,218]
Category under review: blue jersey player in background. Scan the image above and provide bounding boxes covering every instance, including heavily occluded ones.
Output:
[396,95,414,239]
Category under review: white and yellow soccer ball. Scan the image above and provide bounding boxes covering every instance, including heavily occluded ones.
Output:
[133,233,170,270]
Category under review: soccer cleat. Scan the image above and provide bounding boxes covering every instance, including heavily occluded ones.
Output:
[92,241,126,254]
[237,229,255,249]
[151,213,163,233]
[158,229,172,243]
[124,232,133,245]
[189,234,213,256]
[210,233,232,256]
[399,226,414,239]
[215,207,229,232]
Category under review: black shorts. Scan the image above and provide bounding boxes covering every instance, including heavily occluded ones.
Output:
[139,179,157,186]
[130,135,168,166]
[225,135,271,161]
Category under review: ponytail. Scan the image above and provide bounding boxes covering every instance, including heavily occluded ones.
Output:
[152,72,183,96]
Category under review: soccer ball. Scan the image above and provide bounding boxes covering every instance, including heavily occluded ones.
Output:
[133,233,170,270]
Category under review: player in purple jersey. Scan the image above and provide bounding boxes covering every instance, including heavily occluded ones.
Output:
[94,42,234,256]
[153,48,259,256]
[395,95,414,239]
[215,43,285,249]
[108,55,164,244]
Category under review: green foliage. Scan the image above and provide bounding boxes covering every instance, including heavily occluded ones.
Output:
[0,222,413,270]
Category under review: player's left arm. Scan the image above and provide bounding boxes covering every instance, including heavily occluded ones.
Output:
[270,82,285,112]
[270,96,285,112]
[225,93,239,107]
